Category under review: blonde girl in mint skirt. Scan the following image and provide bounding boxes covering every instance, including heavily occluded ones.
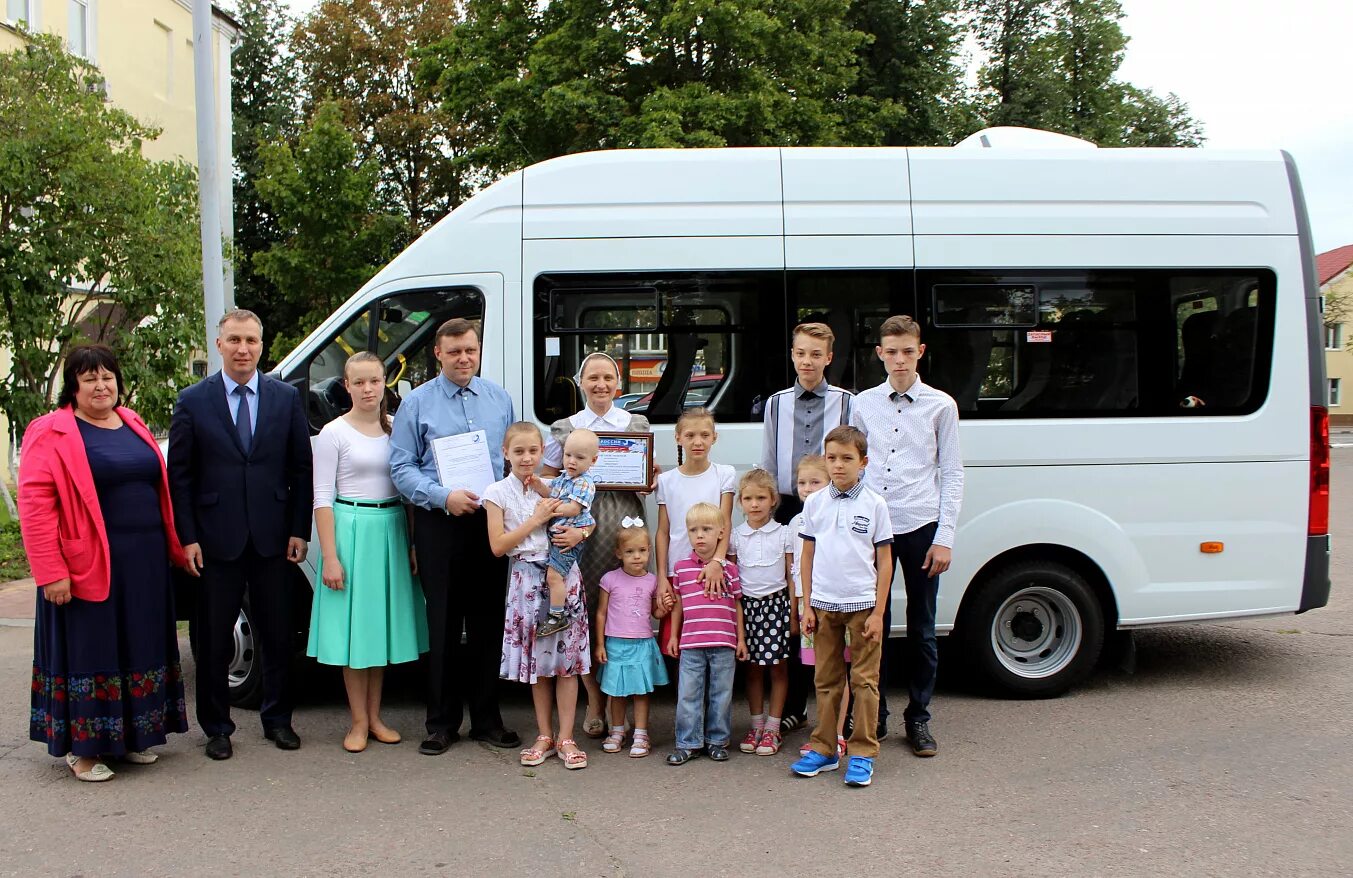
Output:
[308,352,428,752]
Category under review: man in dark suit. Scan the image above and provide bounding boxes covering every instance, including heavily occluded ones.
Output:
[169,309,313,760]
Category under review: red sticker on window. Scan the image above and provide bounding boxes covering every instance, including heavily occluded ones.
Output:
[1026,330,1052,343]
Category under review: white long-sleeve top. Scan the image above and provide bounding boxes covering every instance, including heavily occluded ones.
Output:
[313,417,399,509]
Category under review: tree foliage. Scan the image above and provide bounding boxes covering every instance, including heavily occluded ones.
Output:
[252,102,403,360]
[293,0,469,229]
[231,0,302,363]
[0,34,203,439]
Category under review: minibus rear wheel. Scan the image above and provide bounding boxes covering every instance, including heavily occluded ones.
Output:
[960,561,1104,698]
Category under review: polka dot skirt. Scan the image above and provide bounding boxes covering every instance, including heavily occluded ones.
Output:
[741,590,792,665]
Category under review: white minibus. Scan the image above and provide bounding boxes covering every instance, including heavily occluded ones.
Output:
[222,135,1331,704]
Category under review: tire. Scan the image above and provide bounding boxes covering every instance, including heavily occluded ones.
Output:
[227,595,264,710]
[959,561,1105,698]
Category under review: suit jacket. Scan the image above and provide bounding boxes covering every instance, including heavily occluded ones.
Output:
[167,371,313,561]
[18,406,187,601]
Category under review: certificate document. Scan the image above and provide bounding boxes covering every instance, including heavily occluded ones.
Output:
[592,432,655,492]
[432,430,495,501]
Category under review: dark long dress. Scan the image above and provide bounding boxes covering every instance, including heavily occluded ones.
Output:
[29,420,189,757]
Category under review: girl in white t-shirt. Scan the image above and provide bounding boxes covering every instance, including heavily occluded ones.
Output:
[729,468,795,756]
[308,352,428,753]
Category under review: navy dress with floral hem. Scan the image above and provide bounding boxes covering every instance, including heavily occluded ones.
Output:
[29,420,189,757]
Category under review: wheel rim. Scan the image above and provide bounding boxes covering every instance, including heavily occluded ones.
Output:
[990,585,1082,679]
[227,610,254,688]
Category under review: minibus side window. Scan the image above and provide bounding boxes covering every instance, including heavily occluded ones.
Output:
[917,269,1275,418]
[295,287,484,434]
[535,272,783,424]
[786,271,911,393]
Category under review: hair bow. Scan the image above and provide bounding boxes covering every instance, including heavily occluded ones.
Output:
[620,517,645,528]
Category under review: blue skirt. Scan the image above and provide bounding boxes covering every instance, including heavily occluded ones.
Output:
[599,635,669,697]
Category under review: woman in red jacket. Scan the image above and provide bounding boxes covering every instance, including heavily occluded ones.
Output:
[20,345,191,782]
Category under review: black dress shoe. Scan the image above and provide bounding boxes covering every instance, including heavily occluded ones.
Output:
[205,735,232,760]
[418,730,458,755]
[469,727,521,749]
[264,726,302,750]
[906,721,937,757]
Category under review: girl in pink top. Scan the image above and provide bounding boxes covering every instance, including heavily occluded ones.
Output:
[595,526,674,757]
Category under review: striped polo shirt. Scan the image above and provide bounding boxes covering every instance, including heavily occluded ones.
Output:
[672,553,743,650]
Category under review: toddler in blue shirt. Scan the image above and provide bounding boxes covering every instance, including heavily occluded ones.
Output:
[530,428,599,635]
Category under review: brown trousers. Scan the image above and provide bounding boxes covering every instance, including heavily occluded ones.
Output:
[809,608,883,759]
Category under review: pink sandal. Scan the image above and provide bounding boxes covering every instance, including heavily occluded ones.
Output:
[557,738,588,770]
[629,731,651,758]
[601,726,630,753]
[520,735,556,766]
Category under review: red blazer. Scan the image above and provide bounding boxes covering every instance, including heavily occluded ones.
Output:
[18,405,187,601]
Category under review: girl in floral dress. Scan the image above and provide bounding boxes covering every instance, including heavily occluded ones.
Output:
[486,422,591,770]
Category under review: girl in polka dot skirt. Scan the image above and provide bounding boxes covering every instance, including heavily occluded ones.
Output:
[729,468,796,756]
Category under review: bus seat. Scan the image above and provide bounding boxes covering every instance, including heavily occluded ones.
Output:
[648,334,704,419]
[1209,306,1258,407]
[1178,310,1221,401]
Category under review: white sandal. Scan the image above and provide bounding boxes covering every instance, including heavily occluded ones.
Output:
[65,753,115,782]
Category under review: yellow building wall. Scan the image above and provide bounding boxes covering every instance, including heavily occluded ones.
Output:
[0,0,235,480]
[1325,270,1353,425]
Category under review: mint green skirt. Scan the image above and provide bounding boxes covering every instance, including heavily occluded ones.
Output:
[307,499,429,669]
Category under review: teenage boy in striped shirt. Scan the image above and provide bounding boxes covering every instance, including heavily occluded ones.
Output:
[761,321,854,734]
[850,314,964,758]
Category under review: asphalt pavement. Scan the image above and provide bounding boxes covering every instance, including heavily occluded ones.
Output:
[1,453,1351,877]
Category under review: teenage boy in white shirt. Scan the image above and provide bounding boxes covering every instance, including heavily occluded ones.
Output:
[790,425,892,787]
[850,314,963,758]
[760,321,854,733]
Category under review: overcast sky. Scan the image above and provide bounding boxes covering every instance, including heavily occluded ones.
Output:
[276,0,1352,252]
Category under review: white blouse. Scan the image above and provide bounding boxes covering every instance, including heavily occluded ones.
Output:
[543,404,633,469]
[482,473,550,560]
[312,417,399,509]
[730,520,792,598]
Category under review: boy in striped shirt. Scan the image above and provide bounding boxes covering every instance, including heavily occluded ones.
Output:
[664,502,747,765]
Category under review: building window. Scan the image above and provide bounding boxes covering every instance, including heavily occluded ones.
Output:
[1331,378,1341,407]
[1327,323,1343,351]
[6,0,32,26]
[68,0,89,58]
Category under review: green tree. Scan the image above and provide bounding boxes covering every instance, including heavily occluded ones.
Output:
[1115,85,1204,147]
[231,0,302,363]
[966,0,1065,130]
[253,102,403,360]
[0,34,203,442]
[1050,0,1127,141]
[293,0,468,229]
[846,0,969,146]
[419,0,906,176]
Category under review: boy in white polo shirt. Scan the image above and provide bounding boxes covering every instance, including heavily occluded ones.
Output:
[790,426,892,787]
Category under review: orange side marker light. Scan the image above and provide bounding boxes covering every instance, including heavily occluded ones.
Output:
[1200,542,1224,554]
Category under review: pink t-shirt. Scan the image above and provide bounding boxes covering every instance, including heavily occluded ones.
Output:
[599,569,659,639]
[672,553,743,650]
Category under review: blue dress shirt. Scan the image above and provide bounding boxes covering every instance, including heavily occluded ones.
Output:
[221,370,260,436]
[390,373,514,511]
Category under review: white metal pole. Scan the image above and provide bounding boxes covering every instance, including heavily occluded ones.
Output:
[193,0,225,372]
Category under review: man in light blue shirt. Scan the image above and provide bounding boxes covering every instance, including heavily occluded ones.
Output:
[390,318,519,755]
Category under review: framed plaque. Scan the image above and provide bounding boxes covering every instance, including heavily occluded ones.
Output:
[591,431,655,492]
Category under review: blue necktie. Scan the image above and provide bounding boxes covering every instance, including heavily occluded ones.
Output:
[234,385,252,454]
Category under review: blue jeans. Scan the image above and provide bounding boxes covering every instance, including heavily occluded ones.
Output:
[675,646,735,751]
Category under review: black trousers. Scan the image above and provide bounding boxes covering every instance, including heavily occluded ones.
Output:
[413,506,509,736]
[196,540,293,738]
[879,521,941,727]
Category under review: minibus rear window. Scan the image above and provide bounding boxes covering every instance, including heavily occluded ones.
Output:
[919,269,1277,418]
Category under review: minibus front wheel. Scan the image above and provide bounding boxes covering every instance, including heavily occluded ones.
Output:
[960,561,1105,698]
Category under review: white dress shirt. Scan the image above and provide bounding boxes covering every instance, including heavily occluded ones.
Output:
[850,377,964,548]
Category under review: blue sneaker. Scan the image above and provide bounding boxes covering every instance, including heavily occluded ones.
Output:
[843,755,874,787]
[790,749,840,777]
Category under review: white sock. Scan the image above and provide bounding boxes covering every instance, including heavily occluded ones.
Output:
[767,715,781,733]
[610,724,625,734]
[751,713,766,730]
[633,727,647,737]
